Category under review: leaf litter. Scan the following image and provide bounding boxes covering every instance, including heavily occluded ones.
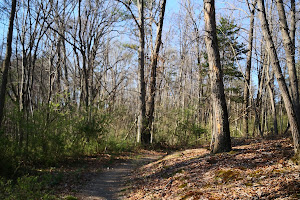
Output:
[124,138,300,200]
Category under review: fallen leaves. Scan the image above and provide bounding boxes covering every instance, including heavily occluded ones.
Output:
[125,138,300,199]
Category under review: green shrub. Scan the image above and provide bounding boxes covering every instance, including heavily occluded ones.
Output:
[103,136,135,153]
[0,176,56,200]
[154,107,208,147]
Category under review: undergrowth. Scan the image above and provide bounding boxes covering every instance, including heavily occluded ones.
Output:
[0,176,56,200]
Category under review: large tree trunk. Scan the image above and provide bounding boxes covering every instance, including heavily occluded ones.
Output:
[257,0,299,154]
[203,0,231,153]
[243,0,256,138]
[137,0,148,145]
[0,0,17,128]
[146,0,167,142]
[275,0,300,126]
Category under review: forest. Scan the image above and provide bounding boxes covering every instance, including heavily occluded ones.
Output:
[0,0,299,199]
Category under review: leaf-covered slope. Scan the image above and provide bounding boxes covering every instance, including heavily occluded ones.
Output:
[125,138,300,199]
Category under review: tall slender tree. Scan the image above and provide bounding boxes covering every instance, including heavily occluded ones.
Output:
[275,0,300,126]
[136,0,147,145]
[0,0,17,128]
[146,0,167,143]
[243,0,256,138]
[257,0,299,154]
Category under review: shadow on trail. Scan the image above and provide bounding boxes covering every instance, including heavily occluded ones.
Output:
[77,155,161,200]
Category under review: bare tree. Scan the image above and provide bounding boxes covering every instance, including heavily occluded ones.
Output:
[266,63,278,135]
[275,0,300,126]
[243,0,256,138]
[0,0,17,128]
[146,0,167,143]
[135,0,147,144]
[203,0,231,153]
[257,0,299,154]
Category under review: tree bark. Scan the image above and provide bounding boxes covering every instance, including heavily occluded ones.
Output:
[257,0,299,153]
[137,0,148,145]
[0,0,17,128]
[243,0,256,138]
[275,0,300,126]
[266,63,278,135]
[146,0,167,142]
[204,0,231,153]
[290,0,295,55]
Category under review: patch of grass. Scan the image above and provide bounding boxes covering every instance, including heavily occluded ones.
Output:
[131,154,143,160]
[214,169,241,183]
[178,183,188,188]
[64,195,78,200]
[244,182,253,187]
[228,150,238,155]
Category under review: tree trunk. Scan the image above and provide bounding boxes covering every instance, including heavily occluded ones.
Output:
[254,49,266,138]
[257,0,299,154]
[204,0,231,153]
[137,0,148,145]
[0,0,17,128]
[243,0,256,138]
[275,0,300,126]
[146,0,167,140]
[266,60,278,135]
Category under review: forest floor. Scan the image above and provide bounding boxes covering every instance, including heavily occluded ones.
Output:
[124,137,300,200]
[55,150,165,200]
[58,137,299,200]
[74,151,164,200]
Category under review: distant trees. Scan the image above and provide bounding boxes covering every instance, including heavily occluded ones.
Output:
[117,0,167,145]
[0,0,299,166]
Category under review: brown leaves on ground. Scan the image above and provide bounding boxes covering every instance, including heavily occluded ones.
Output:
[125,138,300,200]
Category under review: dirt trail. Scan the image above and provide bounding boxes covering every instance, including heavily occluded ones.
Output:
[76,154,162,200]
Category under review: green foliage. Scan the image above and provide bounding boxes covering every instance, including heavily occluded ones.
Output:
[154,106,208,147]
[103,136,136,153]
[0,104,113,174]
[0,102,139,198]
[217,17,247,82]
[64,196,78,200]
[0,131,18,177]
[0,176,56,200]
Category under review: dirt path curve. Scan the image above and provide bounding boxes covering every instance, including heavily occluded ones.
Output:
[76,153,162,200]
